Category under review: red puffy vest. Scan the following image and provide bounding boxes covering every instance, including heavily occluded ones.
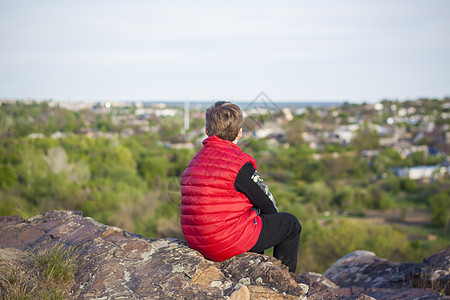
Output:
[180,135,262,261]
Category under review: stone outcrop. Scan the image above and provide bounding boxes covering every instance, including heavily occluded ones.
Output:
[0,210,448,299]
[323,249,450,299]
[324,249,450,293]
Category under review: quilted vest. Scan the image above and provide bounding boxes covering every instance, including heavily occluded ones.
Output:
[180,135,262,261]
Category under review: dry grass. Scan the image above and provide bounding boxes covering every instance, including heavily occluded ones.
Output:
[0,264,35,299]
[0,242,81,300]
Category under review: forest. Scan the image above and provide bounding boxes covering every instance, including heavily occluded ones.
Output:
[0,99,449,273]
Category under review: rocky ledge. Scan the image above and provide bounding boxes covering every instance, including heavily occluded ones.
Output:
[0,210,448,299]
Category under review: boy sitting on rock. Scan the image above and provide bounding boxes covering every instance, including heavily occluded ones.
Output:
[180,101,301,273]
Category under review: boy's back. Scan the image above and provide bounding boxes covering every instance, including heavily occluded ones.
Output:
[180,135,262,261]
[180,101,301,273]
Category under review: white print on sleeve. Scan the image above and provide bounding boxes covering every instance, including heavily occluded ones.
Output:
[251,170,278,212]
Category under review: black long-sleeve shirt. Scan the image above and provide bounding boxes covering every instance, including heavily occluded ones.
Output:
[234,162,278,214]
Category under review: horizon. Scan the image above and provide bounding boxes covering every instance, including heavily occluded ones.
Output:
[1,95,448,106]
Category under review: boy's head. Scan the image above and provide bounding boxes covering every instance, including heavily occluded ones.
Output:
[205,101,243,142]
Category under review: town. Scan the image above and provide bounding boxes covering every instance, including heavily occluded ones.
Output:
[2,95,449,182]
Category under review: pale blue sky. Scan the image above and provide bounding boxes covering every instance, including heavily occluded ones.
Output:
[0,0,449,103]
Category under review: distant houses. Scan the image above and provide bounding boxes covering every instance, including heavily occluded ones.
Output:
[394,165,448,181]
[333,124,359,144]
[11,98,450,182]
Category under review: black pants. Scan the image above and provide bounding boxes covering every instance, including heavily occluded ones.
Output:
[249,212,301,273]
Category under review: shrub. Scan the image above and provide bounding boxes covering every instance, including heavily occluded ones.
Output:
[401,178,419,193]
[298,220,423,273]
[369,186,394,210]
[300,182,333,212]
[429,191,450,229]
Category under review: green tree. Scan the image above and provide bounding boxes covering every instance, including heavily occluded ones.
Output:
[167,148,195,177]
[333,185,356,211]
[371,148,402,173]
[17,144,49,193]
[107,146,137,172]
[369,185,394,209]
[300,181,333,212]
[285,118,305,146]
[400,178,419,193]
[429,191,450,231]
[293,159,324,183]
[138,154,169,187]
[0,165,17,188]
[352,123,380,151]
[0,109,13,137]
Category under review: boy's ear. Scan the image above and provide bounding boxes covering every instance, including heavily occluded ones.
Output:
[205,128,209,136]
[237,128,242,139]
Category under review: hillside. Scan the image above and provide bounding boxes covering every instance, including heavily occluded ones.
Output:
[1,100,449,276]
[0,210,448,299]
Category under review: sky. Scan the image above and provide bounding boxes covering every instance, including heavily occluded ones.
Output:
[0,0,449,103]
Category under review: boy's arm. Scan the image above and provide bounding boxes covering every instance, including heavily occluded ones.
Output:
[235,162,278,214]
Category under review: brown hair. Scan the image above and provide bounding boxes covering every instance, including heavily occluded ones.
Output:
[205,101,243,141]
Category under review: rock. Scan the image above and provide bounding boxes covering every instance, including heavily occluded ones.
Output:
[0,210,447,299]
[0,210,307,299]
[323,250,417,289]
[219,253,307,299]
[411,247,450,295]
[293,273,374,300]
[323,249,448,299]
[0,215,24,227]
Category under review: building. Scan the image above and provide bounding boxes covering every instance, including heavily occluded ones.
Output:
[394,165,447,180]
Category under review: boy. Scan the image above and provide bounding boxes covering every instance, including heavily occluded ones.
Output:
[180,101,301,273]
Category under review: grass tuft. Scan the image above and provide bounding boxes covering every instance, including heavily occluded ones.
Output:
[33,242,80,284]
[0,242,81,300]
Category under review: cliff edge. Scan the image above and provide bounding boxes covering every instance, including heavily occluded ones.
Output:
[0,210,448,299]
